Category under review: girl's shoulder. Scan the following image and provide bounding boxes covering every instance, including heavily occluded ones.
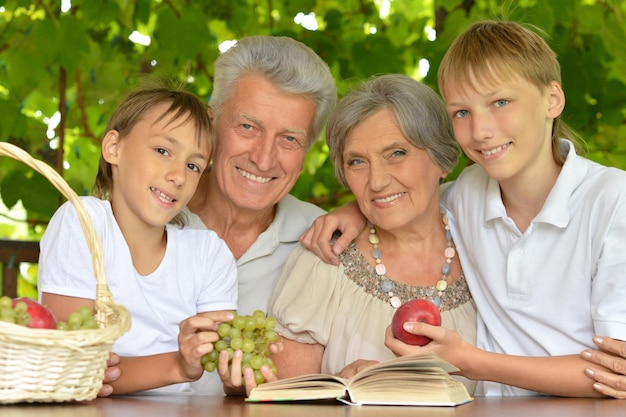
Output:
[78,196,111,213]
[51,196,111,224]
[166,225,231,256]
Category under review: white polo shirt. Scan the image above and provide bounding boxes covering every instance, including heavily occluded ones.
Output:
[442,140,626,396]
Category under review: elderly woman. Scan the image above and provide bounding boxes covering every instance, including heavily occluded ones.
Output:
[265,74,476,394]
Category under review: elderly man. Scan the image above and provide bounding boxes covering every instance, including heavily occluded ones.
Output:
[184,35,337,316]
[183,35,337,395]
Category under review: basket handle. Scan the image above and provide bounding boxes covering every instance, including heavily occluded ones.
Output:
[0,142,114,325]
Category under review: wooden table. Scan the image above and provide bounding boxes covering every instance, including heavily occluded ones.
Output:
[0,395,623,417]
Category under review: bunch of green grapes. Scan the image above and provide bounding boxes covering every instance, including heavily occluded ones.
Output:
[201,310,279,384]
[0,296,30,326]
[56,306,99,330]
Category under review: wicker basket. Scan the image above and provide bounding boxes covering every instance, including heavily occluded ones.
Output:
[0,142,131,404]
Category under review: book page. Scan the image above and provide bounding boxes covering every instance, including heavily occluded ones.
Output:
[350,352,460,385]
[344,379,473,406]
[343,353,472,406]
[247,374,348,402]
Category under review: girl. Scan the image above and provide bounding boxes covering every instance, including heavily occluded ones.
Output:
[38,82,238,395]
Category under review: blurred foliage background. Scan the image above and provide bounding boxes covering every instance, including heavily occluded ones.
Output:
[1,0,625,295]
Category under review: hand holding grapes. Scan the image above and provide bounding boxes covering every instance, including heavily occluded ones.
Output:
[219,347,279,396]
[201,310,281,396]
[176,310,235,382]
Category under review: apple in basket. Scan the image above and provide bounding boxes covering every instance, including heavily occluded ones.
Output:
[391,299,441,346]
[12,297,57,329]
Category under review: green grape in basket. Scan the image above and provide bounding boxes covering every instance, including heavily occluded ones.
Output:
[201,309,280,384]
[56,306,99,330]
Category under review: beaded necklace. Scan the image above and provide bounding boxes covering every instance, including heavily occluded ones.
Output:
[368,208,456,309]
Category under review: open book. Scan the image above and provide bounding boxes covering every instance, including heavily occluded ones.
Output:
[246,352,473,406]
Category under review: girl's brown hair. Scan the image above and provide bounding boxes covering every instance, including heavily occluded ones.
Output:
[93,79,213,199]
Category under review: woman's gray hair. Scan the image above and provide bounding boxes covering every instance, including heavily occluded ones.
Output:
[209,36,337,145]
[326,74,459,187]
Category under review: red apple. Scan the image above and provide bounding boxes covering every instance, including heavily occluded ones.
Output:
[12,297,57,329]
[391,299,441,346]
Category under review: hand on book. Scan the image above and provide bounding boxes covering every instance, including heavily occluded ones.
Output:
[219,349,279,396]
[337,359,380,379]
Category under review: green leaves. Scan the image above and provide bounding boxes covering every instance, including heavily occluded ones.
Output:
[154,5,211,60]
[0,0,625,241]
[32,15,90,72]
[0,165,60,218]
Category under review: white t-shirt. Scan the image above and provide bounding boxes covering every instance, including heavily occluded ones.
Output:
[442,140,626,396]
[38,197,238,394]
[182,193,325,395]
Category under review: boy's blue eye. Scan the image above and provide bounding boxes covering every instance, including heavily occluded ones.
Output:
[494,99,509,108]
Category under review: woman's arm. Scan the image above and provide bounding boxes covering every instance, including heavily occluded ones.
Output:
[384,323,610,397]
[582,336,626,399]
[271,338,325,379]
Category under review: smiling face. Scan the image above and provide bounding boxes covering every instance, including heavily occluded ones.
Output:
[343,108,445,234]
[103,103,210,229]
[210,74,316,213]
[443,72,563,187]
